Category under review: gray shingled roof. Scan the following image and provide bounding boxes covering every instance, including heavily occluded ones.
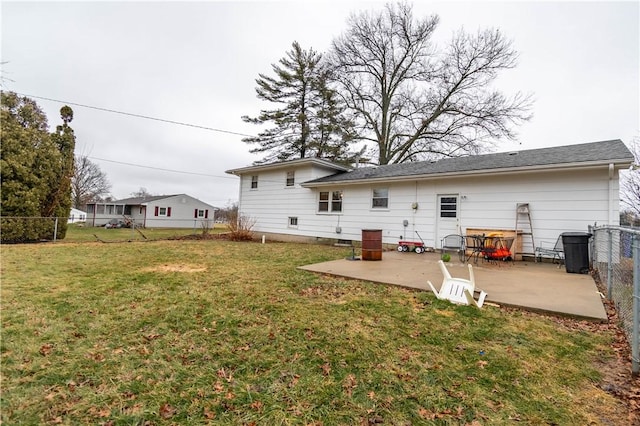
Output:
[112,195,179,204]
[303,139,633,185]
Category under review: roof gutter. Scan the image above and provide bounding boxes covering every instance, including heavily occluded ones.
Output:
[226,158,351,176]
[301,158,633,188]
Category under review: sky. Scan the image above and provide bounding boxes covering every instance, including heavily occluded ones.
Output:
[2,1,638,208]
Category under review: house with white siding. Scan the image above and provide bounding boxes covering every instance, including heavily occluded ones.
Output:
[86,194,216,229]
[226,139,634,257]
[68,208,87,223]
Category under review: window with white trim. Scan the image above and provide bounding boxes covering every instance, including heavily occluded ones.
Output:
[372,188,389,209]
[194,209,209,219]
[251,175,258,189]
[288,217,298,227]
[319,190,343,212]
[155,206,172,217]
[286,171,295,187]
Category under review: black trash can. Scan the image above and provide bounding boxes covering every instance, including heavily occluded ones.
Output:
[562,232,592,274]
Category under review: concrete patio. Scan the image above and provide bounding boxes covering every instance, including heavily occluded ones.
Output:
[299,251,608,321]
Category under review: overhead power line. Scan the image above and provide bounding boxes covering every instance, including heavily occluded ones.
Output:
[89,156,307,186]
[89,156,238,180]
[15,92,256,138]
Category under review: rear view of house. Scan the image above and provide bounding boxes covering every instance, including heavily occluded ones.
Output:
[86,194,216,229]
[226,139,634,257]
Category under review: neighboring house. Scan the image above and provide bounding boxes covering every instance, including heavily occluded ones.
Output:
[86,194,216,228]
[226,139,634,255]
[68,208,87,223]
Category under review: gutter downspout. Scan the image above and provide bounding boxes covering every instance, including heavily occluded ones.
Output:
[608,163,614,225]
[237,176,243,224]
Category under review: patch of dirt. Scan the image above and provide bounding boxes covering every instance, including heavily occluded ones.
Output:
[143,264,207,273]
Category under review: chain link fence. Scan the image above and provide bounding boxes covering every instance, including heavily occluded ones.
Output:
[591,225,640,375]
[1,216,219,243]
[1,216,63,242]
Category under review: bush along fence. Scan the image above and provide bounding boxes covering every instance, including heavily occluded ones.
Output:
[1,216,65,243]
[591,225,640,375]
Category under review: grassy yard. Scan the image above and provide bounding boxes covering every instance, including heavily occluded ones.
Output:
[1,236,628,424]
[61,222,228,243]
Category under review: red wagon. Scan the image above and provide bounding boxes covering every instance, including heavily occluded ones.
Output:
[397,231,427,254]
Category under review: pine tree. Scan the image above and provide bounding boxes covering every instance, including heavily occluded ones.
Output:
[309,68,361,165]
[1,91,76,242]
[242,42,358,164]
[47,106,76,239]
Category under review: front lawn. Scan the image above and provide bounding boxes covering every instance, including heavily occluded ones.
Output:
[0,239,627,424]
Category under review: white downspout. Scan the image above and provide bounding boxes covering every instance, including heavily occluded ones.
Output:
[608,163,614,225]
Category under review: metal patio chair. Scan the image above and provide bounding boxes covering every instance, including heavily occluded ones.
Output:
[440,234,465,262]
[534,235,564,266]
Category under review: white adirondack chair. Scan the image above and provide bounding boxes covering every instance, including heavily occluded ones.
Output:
[427,260,487,308]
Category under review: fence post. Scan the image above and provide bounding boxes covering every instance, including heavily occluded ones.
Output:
[632,234,639,375]
[53,217,58,242]
[607,229,613,299]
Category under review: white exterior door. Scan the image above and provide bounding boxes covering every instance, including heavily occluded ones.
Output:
[436,194,460,248]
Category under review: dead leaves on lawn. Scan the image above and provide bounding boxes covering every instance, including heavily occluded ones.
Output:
[342,374,357,397]
[418,405,475,423]
[159,402,177,419]
[39,343,54,356]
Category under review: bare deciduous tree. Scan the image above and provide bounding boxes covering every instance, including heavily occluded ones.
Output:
[130,187,154,198]
[329,2,532,164]
[72,156,111,209]
[620,137,640,219]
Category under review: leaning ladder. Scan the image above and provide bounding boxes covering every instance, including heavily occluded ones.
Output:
[515,203,535,258]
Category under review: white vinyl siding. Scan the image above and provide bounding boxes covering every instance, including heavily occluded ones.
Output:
[236,164,621,247]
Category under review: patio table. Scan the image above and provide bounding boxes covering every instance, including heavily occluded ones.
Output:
[464,234,514,263]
